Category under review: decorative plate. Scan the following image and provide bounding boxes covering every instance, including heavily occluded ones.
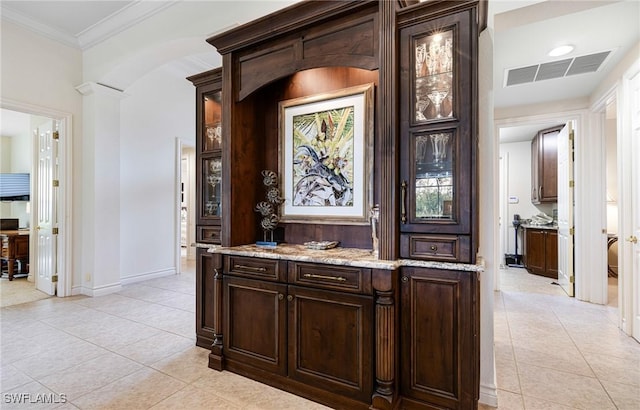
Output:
[304,241,339,250]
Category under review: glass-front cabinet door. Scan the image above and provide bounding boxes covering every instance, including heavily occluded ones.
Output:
[202,155,222,217]
[203,91,222,152]
[399,9,475,262]
[192,68,223,244]
[414,30,454,122]
[198,88,223,225]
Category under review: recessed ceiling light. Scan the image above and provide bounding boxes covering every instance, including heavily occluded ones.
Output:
[548,45,575,57]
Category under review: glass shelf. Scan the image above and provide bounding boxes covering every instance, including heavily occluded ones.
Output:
[414,29,453,122]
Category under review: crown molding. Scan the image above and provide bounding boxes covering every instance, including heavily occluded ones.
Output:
[1,1,179,51]
[78,1,179,50]
[1,7,79,49]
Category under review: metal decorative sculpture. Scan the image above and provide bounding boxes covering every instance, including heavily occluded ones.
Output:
[255,170,284,246]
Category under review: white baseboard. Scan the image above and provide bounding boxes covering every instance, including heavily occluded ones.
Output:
[73,282,123,297]
[479,383,498,407]
[120,268,176,285]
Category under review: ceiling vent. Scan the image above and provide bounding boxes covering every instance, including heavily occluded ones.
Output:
[505,51,611,87]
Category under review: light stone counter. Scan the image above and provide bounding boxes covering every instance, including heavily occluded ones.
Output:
[208,243,484,272]
[520,223,557,231]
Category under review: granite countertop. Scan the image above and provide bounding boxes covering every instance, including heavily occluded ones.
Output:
[206,243,484,272]
[521,223,558,230]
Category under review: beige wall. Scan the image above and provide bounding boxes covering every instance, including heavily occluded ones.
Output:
[1,20,83,286]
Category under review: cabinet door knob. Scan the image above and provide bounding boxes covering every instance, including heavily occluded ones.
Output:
[287,295,294,301]
[401,276,408,283]
[278,293,284,300]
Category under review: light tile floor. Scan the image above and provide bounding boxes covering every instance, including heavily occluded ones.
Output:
[483,267,640,410]
[1,264,638,409]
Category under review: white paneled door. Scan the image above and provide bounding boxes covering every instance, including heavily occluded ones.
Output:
[34,120,58,295]
[557,122,575,297]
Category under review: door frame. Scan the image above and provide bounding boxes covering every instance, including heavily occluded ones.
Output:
[617,58,640,338]
[175,137,196,274]
[1,98,73,297]
[494,108,609,304]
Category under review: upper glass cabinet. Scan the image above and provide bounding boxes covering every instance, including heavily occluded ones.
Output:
[399,9,473,251]
[203,91,222,152]
[188,67,223,235]
[414,29,454,123]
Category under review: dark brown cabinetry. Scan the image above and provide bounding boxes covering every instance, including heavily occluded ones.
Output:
[398,5,477,264]
[194,248,216,348]
[187,68,223,245]
[188,68,223,349]
[222,256,374,409]
[400,267,479,409]
[524,227,558,278]
[191,1,484,409]
[531,125,562,204]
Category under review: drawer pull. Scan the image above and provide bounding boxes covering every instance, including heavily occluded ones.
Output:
[430,245,437,251]
[235,265,267,272]
[302,273,347,282]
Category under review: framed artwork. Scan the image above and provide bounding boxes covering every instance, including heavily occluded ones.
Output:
[279,83,374,224]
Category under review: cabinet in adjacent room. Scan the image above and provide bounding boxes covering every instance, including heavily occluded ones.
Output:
[531,125,562,204]
[398,5,478,264]
[523,227,558,278]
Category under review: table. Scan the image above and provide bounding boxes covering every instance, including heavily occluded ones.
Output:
[0,230,29,281]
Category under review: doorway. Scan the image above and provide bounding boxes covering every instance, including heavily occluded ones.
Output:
[604,99,619,308]
[175,138,195,274]
[0,103,72,301]
[498,121,567,296]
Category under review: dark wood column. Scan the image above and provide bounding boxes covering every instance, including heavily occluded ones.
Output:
[378,0,399,261]
[208,253,224,370]
[372,268,398,409]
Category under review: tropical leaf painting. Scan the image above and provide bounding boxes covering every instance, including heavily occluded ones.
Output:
[291,106,355,207]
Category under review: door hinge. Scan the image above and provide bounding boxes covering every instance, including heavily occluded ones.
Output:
[569,276,575,284]
[569,129,575,141]
[52,275,58,283]
[569,180,575,188]
[570,227,575,235]
[52,131,59,140]
[52,179,59,187]
[52,227,59,235]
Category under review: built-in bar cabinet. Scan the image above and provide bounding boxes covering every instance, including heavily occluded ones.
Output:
[189,1,485,408]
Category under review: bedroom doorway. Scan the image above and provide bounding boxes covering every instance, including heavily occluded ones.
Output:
[0,103,72,302]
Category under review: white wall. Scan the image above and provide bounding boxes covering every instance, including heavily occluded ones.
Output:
[119,65,196,281]
[77,0,300,287]
[500,140,556,254]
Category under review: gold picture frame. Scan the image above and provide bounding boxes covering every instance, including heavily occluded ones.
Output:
[278,83,374,224]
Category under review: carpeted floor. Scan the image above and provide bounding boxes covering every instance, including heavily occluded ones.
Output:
[0,276,50,307]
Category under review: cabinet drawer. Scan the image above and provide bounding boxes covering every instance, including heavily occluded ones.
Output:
[198,226,221,244]
[288,262,372,295]
[225,255,286,282]
[401,234,471,263]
